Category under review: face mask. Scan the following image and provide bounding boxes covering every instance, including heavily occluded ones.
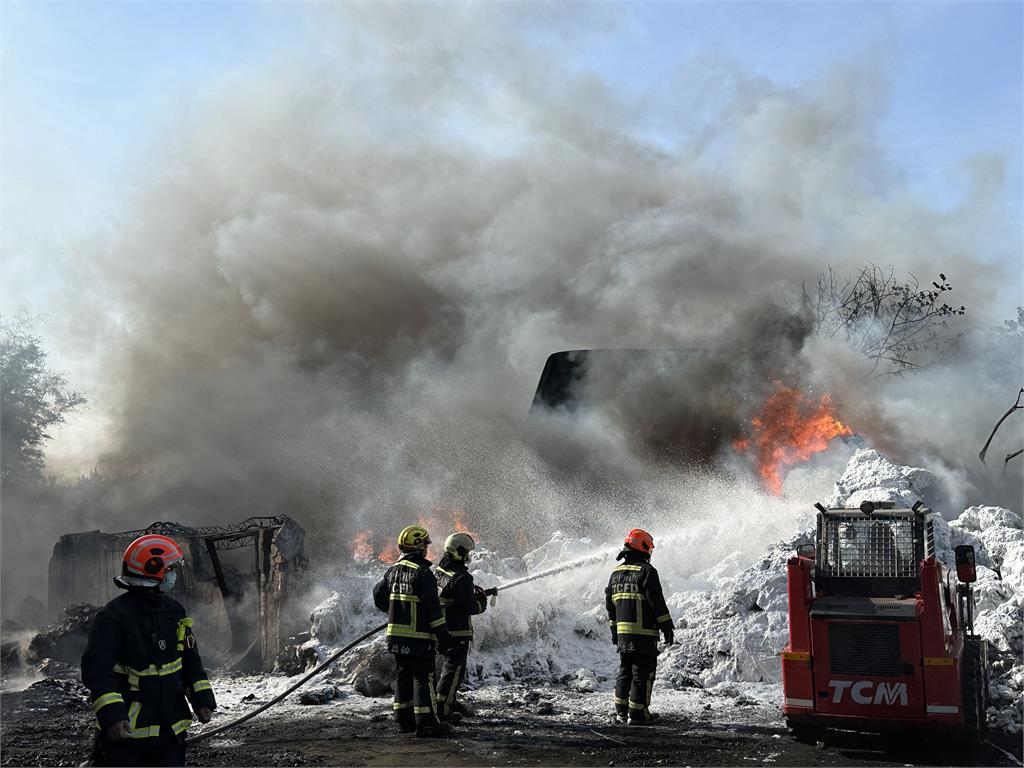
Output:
[159,569,177,592]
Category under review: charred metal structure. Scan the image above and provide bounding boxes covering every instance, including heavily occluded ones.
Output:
[48,516,307,670]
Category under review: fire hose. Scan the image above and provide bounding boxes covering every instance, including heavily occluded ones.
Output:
[186,549,612,745]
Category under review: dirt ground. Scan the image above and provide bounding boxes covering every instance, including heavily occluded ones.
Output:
[1,678,1020,767]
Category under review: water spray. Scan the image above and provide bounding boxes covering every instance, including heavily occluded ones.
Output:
[187,548,614,744]
[492,548,615,593]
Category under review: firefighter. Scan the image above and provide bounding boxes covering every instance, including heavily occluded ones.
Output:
[81,534,216,767]
[434,532,496,721]
[372,525,454,738]
[605,528,674,725]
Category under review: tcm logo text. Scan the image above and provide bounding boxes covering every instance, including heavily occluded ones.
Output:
[827,680,908,706]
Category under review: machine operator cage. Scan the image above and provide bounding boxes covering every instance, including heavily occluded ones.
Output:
[815,505,932,597]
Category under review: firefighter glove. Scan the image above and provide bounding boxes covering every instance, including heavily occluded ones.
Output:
[107,721,131,741]
[483,587,498,597]
[662,627,675,646]
[609,625,618,645]
[436,629,455,653]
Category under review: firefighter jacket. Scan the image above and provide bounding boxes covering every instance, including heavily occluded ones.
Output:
[372,552,448,654]
[605,549,673,654]
[81,588,216,741]
[435,553,487,640]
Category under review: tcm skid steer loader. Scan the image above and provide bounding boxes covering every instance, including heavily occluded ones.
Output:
[782,500,989,741]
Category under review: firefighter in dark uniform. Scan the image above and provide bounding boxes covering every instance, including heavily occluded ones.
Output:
[606,528,674,725]
[434,532,496,721]
[82,534,216,766]
[372,525,454,738]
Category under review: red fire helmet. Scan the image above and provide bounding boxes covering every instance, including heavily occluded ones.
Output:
[121,534,184,583]
[624,528,655,554]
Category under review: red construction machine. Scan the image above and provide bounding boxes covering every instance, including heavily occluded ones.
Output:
[781,500,989,740]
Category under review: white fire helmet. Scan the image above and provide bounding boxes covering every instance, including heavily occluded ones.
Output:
[444,532,475,561]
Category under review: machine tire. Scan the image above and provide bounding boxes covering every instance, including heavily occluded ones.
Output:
[785,717,826,744]
[961,638,988,742]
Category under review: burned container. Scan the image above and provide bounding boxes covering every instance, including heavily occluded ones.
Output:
[47,516,307,671]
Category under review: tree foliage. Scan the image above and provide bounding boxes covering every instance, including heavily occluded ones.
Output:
[805,263,966,378]
[1,316,86,486]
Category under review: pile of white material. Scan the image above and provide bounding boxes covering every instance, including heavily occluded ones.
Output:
[942,506,1023,732]
[659,529,811,690]
[827,448,937,510]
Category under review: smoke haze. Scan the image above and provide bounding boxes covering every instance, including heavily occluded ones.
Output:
[3,4,1021,609]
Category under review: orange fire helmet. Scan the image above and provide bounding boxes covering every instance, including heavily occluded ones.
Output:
[624,528,655,554]
[121,534,184,583]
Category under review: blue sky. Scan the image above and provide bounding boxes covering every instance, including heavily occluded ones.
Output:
[2,1,1020,248]
[588,2,1022,207]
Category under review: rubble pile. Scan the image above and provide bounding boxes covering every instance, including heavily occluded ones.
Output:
[26,604,100,668]
[331,638,395,697]
[274,632,317,676]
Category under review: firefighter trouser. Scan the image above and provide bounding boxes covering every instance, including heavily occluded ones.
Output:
[436,641,469,720]
[615,652,657,722]
[393,651,439,730]
[91,733,186,767]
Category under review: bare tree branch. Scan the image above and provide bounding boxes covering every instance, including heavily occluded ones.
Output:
[979,388,1024,466]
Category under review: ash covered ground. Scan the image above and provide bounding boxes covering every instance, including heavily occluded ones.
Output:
[2,448,1022,767]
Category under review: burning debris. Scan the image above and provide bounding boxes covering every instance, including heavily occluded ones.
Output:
[733,384,854,494]
[350,509,477,565]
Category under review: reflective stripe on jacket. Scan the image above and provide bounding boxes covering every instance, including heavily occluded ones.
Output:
[605,550,672,654]
[372,553,446,652]
[81,589,216,740]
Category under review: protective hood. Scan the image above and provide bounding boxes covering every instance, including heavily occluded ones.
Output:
[438,552,467,572]
[616,547,650,563]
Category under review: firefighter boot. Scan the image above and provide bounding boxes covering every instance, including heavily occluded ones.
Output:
[416,721,453,738]
[627,712,661,726]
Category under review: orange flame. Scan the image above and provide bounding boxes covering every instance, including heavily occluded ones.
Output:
[416,508,478,559]
[733,384,853,495]
[351,529,374,563]
[347,508,479,565]
[377,543,399,565]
